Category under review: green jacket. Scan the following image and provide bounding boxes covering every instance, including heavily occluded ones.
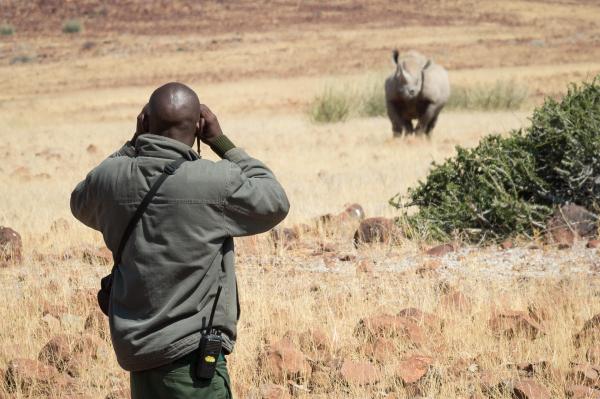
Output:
[70,134,289,371]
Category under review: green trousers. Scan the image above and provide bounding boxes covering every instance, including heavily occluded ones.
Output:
[130,351,232,399]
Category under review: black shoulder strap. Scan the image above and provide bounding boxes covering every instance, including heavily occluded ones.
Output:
[113,157,187,267]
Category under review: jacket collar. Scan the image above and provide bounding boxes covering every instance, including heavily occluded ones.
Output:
[135,134,201,161]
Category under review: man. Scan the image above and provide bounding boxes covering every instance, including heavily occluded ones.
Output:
[70,82,289,398]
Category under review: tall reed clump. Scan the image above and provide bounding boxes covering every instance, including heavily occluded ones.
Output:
[391,76,600,243]
[446,79,528,110]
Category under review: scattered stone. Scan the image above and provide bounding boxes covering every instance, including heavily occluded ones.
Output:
[441,290,472,313]
[568,364,600,387]
[565,384,600,399]
[82,246,112,265]
[547,204,598,239]
[355,314,424,346]
[426,243,455,257]
[60,313,85,332]
[587,240,600,249]
[587,346,600,365]
[343,203,366,220]
[263,339,311,383]
[0,226,22,266]
[512,379,551,399]
[84,309,110,339]
[40,313,61,333]
[489,310,545,340]
[5,358,74,395]
[338,254,356,262]
[395,354,433,384]
[365,337,396,363]
[501,240,514,250]
[86,144,98,154]
[339,359,379,386]
[353,217,399,247]
[574,314,600,347]
[298,328,330,352]
[259,383,291,399]
[38,333,102,377]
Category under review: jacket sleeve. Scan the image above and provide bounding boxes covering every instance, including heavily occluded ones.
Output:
[70,141,135,231]
[222,148,290,237]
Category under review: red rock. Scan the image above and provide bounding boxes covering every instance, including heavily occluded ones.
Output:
[5,358,74,395]
[501,240,514,250]
[489,310,545,340]
[259,383,291,399]
[339,359,379,386]
[298,328,331,359]
[84,309,109,339]
[512,379,551,399]
[574,314,600,347]
[353,217,400,246]
[365,337,396,363]
[587,240,600,249]
[38,334,102,377]
[547,204,598,238]
[263,339,311,383]
[587,346,600,365]
[568,364,600,387]
[355,314,425,346]
[565,384,600,399]
[426,243,455,257]
[343,203,366,220]
[396,354,433,384]
[0,226,22,265]
[82,246,112,265]
[441,290,472,313]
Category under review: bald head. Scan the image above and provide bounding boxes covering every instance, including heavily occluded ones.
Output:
[147,82,201,146]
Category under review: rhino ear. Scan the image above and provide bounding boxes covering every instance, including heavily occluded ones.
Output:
[423,59,432,70]
[392,49,399,65]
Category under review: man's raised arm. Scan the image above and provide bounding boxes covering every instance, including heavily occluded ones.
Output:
[198,105,290,237]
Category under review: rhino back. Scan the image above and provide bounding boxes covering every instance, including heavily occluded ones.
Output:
[421,63,450,105]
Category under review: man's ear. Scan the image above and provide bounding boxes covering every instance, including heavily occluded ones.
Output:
[142,113,149,133]
[392,49,399,65]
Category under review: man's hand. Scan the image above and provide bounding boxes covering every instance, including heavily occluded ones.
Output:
[132,104,149,144]
[197,104,224,143]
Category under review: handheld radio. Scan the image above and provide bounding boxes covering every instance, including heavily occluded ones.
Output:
[196,286,223,380]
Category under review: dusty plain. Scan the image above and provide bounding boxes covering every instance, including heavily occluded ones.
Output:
[1,1,600,398]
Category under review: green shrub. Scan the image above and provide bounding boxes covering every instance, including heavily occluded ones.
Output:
[358,81,387,117]
[0,24,14,36]
[447,80,528,110]
[391,76,600,243]
[308,87,352,123]
[63,19,82,34]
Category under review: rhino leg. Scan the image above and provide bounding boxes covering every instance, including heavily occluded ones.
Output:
[386,100,408,137]
[416,104,443,135]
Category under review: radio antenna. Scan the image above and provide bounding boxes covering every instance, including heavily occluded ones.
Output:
[206,286,222,331]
